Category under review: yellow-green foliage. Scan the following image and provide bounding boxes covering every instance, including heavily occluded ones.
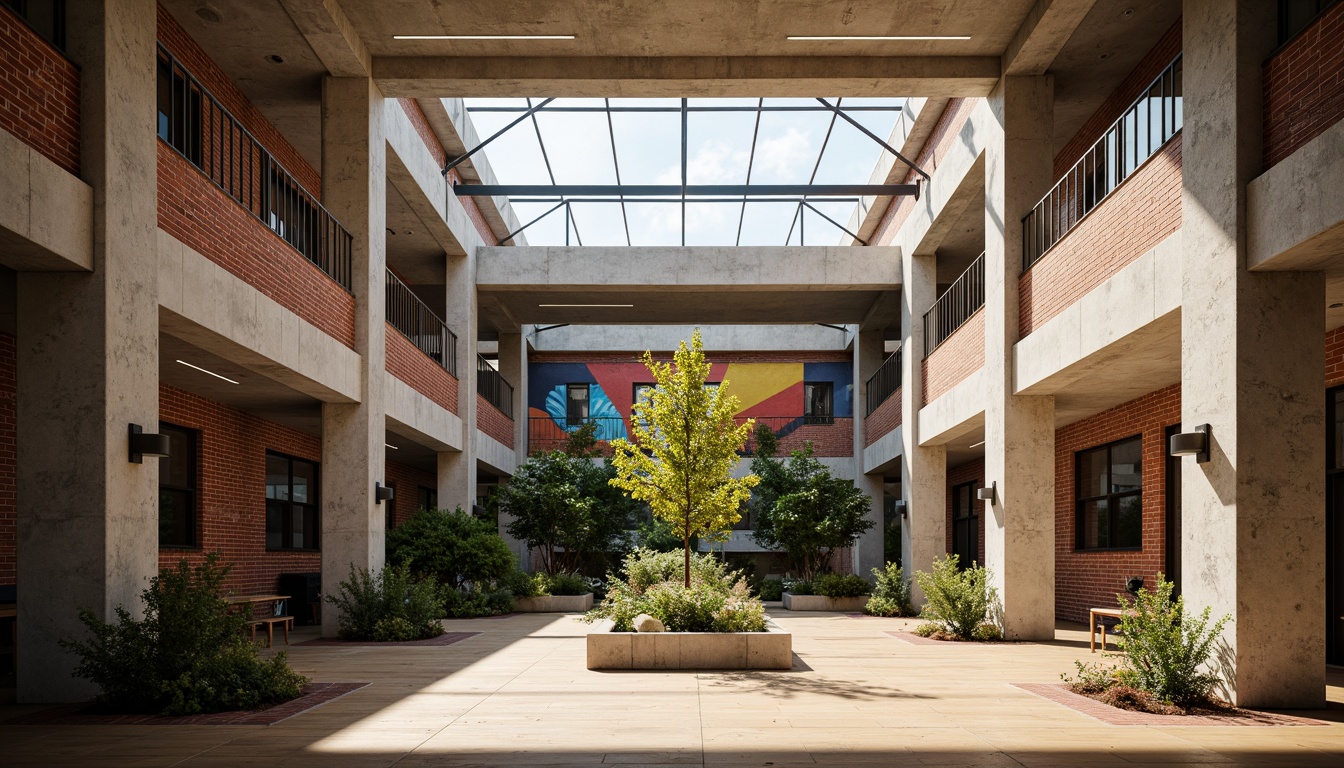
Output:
[609,329,759,585]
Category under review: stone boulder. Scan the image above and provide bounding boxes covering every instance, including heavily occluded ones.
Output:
[633,613,665,632]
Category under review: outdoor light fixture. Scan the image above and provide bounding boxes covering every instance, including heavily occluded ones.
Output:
[1169,423,1211,463]
[176,359,239,384]
[787,35,971,41]
[892,499,907,518]
[976,481,996,505]
[1125,576,1145,596]
[394,34,576,40]
[375,482,395,504]
[129,424,171,464]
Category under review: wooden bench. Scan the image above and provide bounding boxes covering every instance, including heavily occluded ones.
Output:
[1088,607,1126,652]
[249,615,294,648]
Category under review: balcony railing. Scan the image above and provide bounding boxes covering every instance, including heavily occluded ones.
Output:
[386,270,457,375]
[1022,54,1182,271]
[156,44,353,291]
[527,415,853,457]
[865,351,902,416]
[924,252,985,355]
[477,355,514,419]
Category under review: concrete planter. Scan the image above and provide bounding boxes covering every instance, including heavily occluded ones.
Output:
[512,593,594,612]
[782,593,869,612]
[586,619,792,670]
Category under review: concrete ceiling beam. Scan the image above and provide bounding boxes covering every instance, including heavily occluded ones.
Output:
[277,0,371,77]
[1002,0,1097,76]
[370,56,1002,98]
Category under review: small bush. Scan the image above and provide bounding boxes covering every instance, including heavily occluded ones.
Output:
[442,587,513,618]
[325,562,445,641]
[866,562,914,617]
[547,572,592,596]
[784,578,813,596]
[623,548,737,593]
[757,579,784,601]
[387,507,515,590]
[1115,575,1230,706]
[642,582,722,631]
[1063,660,1119,695]
[814,573,871,598]
[971,622,1003,642]
[584,547,766,632]
[912,622,940,637]
[61,554,306,715]
[500,569,543,598]
[914,554,997,640]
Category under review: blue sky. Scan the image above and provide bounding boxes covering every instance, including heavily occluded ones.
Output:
[460,97,906,246]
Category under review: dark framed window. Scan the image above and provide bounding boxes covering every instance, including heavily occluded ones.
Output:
[265,452,319,551]
[156,54,203,166]
[566,383,589,426]
[804,382,834,425]
[633,383,655,406]
[1075,435,1143,551]
[952,480,978,567]
[1278,0,1339,46]
[266,167,320,260]
[2,0,66,51]
[417,486,437,513]
[158,422,198,549]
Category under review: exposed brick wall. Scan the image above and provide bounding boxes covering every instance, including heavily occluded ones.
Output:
[873,98,978,245]
[158,385,321,596]
[0,334,14,587]
[385,321,459,414]
[1054,384,1180,623]
[396,98,500,247]
[1264,2,1344,169]
[775,420,852,458]
[476,392,515,449]
[1020,135,1182,337]
[864,388,902,447]
[922,309,985,405]
[157,4,320,196]
[157,143,356,348]
[945,458,986,566]
[1328,326,1344,388]
[0,4,79,175]
[1054,20,1182,178]
[529,350,853,364]
[385,459,436,528]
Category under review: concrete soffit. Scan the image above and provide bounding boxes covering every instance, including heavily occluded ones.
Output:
[417,97,525,245]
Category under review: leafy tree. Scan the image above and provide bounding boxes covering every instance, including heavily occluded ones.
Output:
[387,507,514,589]
[609,329,759,587]
[749,445,875,580]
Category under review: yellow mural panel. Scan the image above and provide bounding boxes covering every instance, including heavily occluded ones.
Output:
[722,363,802,413]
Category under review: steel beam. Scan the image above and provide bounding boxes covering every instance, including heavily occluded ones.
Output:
[453,184,920,197]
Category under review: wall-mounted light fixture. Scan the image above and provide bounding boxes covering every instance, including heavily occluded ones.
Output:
[129,424,171,464]
[375,482,395,504]
[1169,423,1210,463]
[1125,576,1145,596]
[891,499,908,518]
[976,481,996,505]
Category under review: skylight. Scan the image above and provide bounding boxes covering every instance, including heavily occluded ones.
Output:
[459,97,910,247]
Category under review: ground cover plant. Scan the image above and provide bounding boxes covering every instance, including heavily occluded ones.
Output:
[325,562,445,641]
[865,562,915,617]
[1063,575,1232,714]
[62,553,307,715]
[584,548,767,632]
[912,554,1001,641]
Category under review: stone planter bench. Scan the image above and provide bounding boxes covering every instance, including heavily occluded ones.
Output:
[781,593,869,612]
[586,619,792,670]
[512,593,594,613]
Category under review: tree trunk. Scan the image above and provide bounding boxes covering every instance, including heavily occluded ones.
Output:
[683,538,691,588]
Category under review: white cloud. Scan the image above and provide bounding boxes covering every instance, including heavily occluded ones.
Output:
[754,127,813,179]
[655,139,750,185]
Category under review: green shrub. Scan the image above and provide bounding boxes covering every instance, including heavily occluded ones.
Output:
[912,622,940,637]
[866,563,914,616]
[757,579,784,601]
[971,622,1003,642]
[814,573,871,598]
[547,571,592,596]
[442,587,513,618]
[914,554,997,640]
[500,569,543,598]
[1063,660,1119,695]
[61,553,306,715]
[387,507,515,590]
[1115,575,1230,705]
[325,562,445,641]
[784,578,813,596]
[584,547,765,632]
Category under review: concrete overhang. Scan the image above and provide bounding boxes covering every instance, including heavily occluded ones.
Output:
[476,245,900,327]
[1247,118,1344,274]
[0,130,93,272]
[917,367,987,447]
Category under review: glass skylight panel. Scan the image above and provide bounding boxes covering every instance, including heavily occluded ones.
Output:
[738,201,798,246]
[567,202,629,246]
[532,110,618,185]
[609,110,681,185]
[623,202,683,246]
[683,202,743,246]
[685,109,757,186]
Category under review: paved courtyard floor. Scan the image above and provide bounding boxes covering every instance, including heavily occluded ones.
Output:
[2,613,1343,767]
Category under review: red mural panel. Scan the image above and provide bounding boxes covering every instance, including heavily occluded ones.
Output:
[922,309,985,405]
[385,322,459,414]
[864,389,902,448]
[0,5,79,175]
[1264,2,1344,169]
[1054,384,1180,623]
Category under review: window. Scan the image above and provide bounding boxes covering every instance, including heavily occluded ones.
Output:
[952,480,978,567]
[156,54,202,166]
[385,487,397,532]
[265,452,319,550]
[566,383,589,426]
[417,486,437,513]
[633,383,655,406]
[1075,435,1143,550]
[2,0,65,50]
[804,382,833,425]
[266,168,321,260]
[1278,1,1339,45]
[158,423,197,548]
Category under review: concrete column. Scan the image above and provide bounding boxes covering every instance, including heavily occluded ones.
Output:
[852,327,885,578]
[439,249,478,510]
[495,329,529,569]
[901,253,947,603]
[1180,0,1324,707]
[14,0,159,702]
[319,77,387,634]
[983,75,1056,641]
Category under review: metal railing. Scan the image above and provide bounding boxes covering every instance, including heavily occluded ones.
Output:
[864,351,902,416]
[477,356,514,419]
[156,44,353,291]
[385,270,457,375]
[1022,54,1182,271]
[526,415,854,457]
[924,252,985,355]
